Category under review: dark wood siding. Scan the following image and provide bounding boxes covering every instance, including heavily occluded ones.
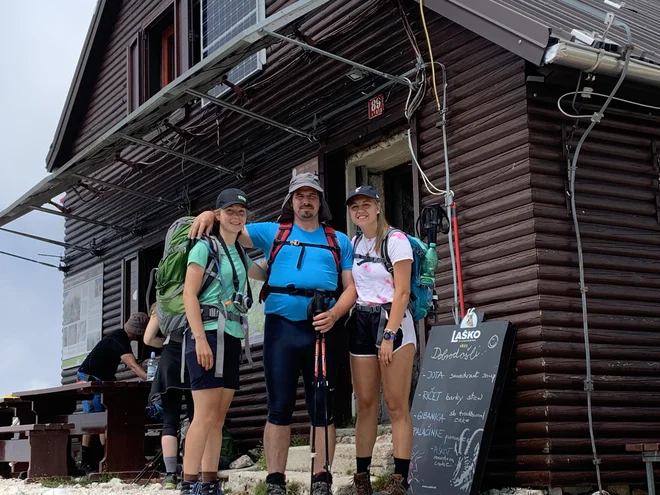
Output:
[498,72,660,485]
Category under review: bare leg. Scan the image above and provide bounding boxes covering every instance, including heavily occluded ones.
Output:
[182,388,224,477]
[381,344,415,458]
[264,422,291,474]
[201,389,235,473]
[311,424,336,474]
[351,355,381,459]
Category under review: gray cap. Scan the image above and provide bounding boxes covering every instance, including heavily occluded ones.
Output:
[278,172,332,223]
[124,312,149,336]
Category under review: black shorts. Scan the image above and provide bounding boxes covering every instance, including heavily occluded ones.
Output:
[347,307,416,357]
[184,330,241,391]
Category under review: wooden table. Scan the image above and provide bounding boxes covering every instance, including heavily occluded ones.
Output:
[13,381,151,475]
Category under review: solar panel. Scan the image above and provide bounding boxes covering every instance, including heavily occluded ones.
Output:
[201,0,266,100]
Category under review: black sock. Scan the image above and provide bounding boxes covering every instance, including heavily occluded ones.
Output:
[266,472,286,486]
[313,471,333,484]
[356,456,372,474]
[81,445,91,464]
[394,457,410,487]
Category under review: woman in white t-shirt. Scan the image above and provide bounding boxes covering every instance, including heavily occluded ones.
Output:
[345,185,415,495]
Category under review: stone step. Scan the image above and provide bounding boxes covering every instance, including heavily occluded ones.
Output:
[286,442,393,477]
[222,469,378,495]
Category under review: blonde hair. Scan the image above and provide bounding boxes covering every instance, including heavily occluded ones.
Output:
[149,303,157,317]
[375,204,391,255]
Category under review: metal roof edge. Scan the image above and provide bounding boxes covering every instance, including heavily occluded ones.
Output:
[45,0,110,173]
[417,0,551,65]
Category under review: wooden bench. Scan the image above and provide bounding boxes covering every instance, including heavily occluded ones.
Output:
[626,443,660,495]
[0,424,73,479]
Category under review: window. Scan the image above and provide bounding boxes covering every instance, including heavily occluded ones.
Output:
[146,8,176,99]
[200,0,266,99]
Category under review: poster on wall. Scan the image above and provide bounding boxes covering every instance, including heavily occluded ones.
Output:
[61,264,103,369]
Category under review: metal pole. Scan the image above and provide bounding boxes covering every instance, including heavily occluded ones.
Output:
[120,135,235,174]
[31,206,131,233]
[262,29,413,87]
[0,227,90,253]
[0,250,64,271]
[72,173,181,206]
[185,89,315,140]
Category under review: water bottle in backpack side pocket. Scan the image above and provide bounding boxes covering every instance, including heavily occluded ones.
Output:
[146,352,157,381]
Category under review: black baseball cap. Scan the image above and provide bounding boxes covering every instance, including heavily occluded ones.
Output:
[345,185,380,205]
[216,188,249,209]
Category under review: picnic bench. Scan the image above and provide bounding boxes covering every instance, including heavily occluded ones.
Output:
[626,443,660,495]
[11,381,152,477]
[0,423,73,478]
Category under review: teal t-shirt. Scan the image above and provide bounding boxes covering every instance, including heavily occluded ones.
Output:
[187,239,251,339]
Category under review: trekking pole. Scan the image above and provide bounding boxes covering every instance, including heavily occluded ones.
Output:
[310,331,321,492]
[132,448,163,485]
[321,333,330,495]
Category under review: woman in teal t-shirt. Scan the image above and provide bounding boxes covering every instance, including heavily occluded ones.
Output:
[180,188,265,495]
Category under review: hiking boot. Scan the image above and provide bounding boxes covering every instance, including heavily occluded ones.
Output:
[199,481,223,495]
[352,472,373,495]
[312,480,332,495]
[180,480,199,495]
[162,472,179,490]
[374,474,408,495]
[266,483,287,495]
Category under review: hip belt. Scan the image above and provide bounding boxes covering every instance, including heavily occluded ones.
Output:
[180,303,252,382]
[354,303,398,348]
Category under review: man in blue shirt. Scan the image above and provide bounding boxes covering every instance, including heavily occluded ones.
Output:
[191,173,356,495]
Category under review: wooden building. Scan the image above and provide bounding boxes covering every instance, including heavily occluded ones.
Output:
[1,0,659,488]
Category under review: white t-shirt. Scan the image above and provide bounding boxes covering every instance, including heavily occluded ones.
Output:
[352,231,413,306]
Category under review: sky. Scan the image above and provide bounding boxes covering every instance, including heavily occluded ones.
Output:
[0,1,96,395]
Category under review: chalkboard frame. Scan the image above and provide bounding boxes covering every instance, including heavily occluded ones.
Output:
[409,320,516,495]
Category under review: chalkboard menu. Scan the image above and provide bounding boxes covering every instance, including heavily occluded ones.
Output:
[408,320,514,495]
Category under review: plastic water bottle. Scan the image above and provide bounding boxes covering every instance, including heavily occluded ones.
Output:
[420,243,438,286]
[147,352,157,381]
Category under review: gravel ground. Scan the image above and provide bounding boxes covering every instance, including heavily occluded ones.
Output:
[0,478,168,495]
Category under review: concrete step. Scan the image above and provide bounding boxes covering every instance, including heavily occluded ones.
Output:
[286,442,394,477]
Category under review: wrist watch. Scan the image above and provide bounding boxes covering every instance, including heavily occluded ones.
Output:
[383,329,397,341]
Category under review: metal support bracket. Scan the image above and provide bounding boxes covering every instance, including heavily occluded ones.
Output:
[185,88,315,141]
[0,227,95,254]
[262,29,413,88]
[30,206,131,234]
[120,135,235,174]
[72,173,181,207]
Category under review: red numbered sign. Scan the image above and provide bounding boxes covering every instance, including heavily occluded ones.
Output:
[368,94,385,119]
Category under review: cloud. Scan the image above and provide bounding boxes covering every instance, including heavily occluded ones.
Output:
[0,1,96,395]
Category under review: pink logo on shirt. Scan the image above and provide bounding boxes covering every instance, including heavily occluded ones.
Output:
[391,232,407,241]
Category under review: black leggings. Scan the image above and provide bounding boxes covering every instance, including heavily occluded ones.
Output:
[263,314,336,427]
[160,388,194,438]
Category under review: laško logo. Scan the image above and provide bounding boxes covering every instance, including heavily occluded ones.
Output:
[451,329,481,342]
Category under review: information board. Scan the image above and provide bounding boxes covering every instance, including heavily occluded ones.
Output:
[408,320,514,495]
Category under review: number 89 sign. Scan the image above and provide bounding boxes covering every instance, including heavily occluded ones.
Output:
[368,94,385,119]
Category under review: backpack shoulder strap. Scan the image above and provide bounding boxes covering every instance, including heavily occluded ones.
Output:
[235,243,252,300]
[322,224,342,274]
[352,232,363,257]
[199,237,223,296]
[259,223,292,302]
[380,228,399,274]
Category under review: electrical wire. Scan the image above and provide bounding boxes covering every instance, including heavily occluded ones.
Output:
[558,91,660,118]
[565,21,633,495]
[406,2,460,324]
[419,0,441,112]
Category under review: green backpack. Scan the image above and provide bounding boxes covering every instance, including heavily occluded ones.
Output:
[148,217,222,341]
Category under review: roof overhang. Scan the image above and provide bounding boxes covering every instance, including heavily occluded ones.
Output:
[415,0,550,65]
[0,0,331,229]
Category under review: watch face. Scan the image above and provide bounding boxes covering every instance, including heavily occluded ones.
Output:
[384,332,394,341]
